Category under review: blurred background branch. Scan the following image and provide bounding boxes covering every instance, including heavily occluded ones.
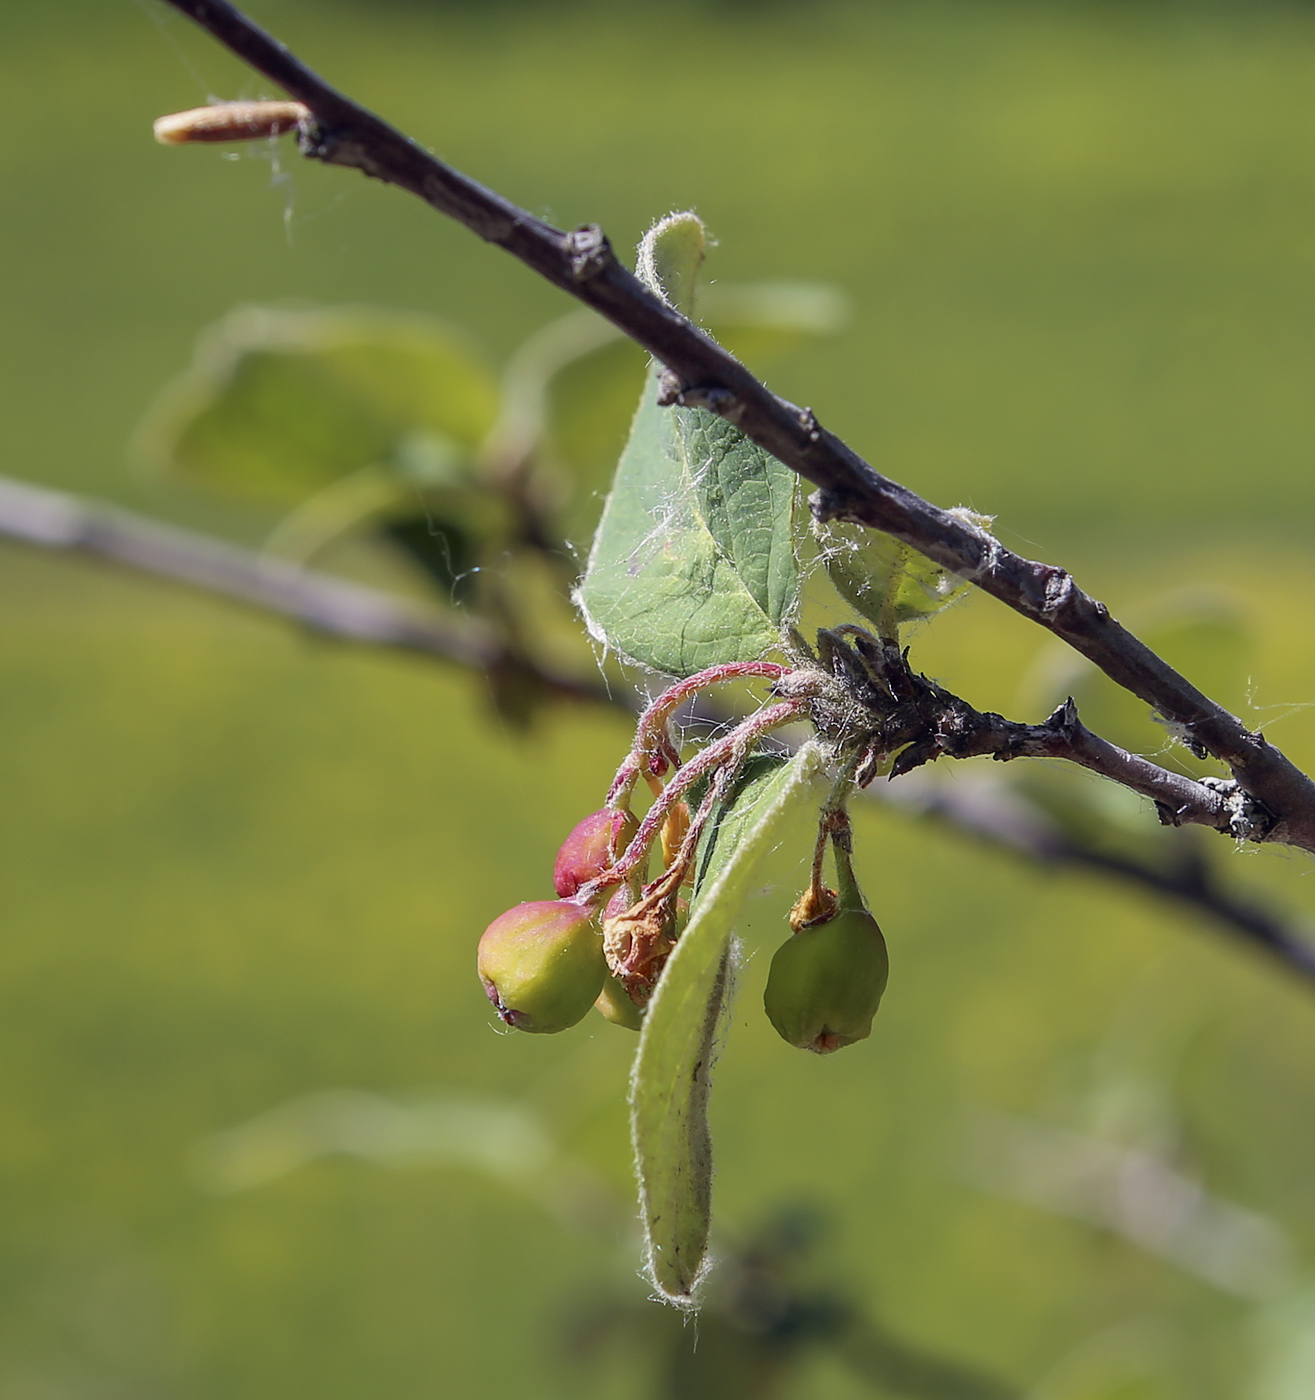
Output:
[0,473,614,707]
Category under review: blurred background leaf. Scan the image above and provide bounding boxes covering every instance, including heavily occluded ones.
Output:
[134,305,499,501]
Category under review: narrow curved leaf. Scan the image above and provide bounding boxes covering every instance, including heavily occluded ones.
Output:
[629,743,825,1307]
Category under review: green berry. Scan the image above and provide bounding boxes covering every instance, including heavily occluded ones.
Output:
[478,900,605,1033]
[764,840,888,1054]
[594,971,645,1031]
[763,908,888,1053]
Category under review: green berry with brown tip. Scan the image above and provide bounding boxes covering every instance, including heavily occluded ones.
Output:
[478,900,605,1034]
[764,839,887,1054]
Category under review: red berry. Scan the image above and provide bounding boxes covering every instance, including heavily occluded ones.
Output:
[553,808,638,899]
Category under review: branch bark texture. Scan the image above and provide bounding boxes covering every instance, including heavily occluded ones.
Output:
[792,629,1239,835]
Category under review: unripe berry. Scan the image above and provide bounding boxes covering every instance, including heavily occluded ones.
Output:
[763,908,888,1053]
[553,808,639,899]
[764,840,887,1054]
[478,900,605,1033]
[594,971,645,1031]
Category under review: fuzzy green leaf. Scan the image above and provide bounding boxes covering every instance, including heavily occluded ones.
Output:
[576,215,800,677]
[629,743,824,1307]
[534,281,845,546]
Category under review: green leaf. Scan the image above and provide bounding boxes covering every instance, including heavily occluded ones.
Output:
[577,216,800,677]
[815,508,992,639]
[543,283,843,548]
[635,211,706,317]
[577,374,800,676]
[134,306,499,503]
[629,743,825,1307]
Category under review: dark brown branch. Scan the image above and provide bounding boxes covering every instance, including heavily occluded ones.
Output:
[907,694,1242,836]
[156,0,1315,853]
[941,698,1235,832]
[791,629,1240,835]
[0,475,610,705]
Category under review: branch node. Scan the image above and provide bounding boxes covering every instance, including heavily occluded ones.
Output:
[566,224,612,282]
[656,369,685,408]
[889,740,937,779]
[1041,567,1076,618]
[679,384,738,416]
[808,487,857,524]
[296,117,331,159]
[1043,696,1081,736]
[1200,777,1279,843]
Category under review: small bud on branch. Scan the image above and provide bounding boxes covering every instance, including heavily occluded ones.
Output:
[153,101,310,145]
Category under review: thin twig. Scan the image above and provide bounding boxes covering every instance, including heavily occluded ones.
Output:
[156,0,1315,853]
[0,474,611,704]
[919,699,1233,834]
[794,629,1237,834]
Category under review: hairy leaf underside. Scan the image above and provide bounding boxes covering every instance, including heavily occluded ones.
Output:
[629,744,824,1305]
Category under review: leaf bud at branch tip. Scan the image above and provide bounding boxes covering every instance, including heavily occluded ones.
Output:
[153,101,311,145]
[477,900,605,1034]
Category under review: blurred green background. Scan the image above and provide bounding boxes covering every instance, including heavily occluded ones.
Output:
[5,0,1315,1395]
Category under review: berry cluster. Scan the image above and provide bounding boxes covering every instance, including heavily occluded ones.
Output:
[477,658,889,1052]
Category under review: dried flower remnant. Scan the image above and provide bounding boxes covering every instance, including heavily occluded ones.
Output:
[765,826,888,1054]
